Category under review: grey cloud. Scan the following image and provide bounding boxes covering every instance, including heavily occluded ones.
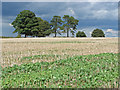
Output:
[2,2,118,37]
[2,0,119,2]
[25,2,118,20]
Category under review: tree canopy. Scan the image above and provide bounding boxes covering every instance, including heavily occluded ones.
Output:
[12,10,37,37]
[91,29,105,37]
[32,17,51,37]
[76,31,87,37]
[12,10,51,37]
[62,15,79,37]
[50,16,63,37]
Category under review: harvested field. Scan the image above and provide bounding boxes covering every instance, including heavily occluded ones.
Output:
[1,37,119,88]
[1,37,118,67]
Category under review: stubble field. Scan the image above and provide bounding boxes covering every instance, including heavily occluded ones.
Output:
[1,37,119,88]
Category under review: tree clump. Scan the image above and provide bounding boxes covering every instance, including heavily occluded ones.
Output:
[11,10,106,38]
[12,10,51,38]
[76,31,87,37]
[91,29,105,37]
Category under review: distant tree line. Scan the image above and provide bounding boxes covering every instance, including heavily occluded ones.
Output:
[12,10,105,38]
[76,29,105,37]
[12,10,79,38]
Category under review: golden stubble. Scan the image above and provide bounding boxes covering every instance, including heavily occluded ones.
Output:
[1,37,118,67]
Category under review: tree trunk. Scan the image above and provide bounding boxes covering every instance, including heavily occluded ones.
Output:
[67,29,69,37]
[55,29,57,37]
[25,34,27,38]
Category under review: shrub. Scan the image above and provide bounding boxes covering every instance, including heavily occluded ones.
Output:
[76,31,87,37]
[91,29,105,37]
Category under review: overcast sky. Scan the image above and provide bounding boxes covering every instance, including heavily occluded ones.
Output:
[1,1,118,37]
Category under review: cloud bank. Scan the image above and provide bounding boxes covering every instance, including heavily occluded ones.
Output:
[2,0,119,2]
[2,2,118,37]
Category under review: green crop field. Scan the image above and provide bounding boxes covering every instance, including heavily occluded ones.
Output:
[2,53,118,88]
[1,38,118,88]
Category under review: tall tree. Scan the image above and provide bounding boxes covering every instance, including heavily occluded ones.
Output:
[32,17,52,37]
[62,15,79,37]
[11,10,37,38]
[50,16,63,37]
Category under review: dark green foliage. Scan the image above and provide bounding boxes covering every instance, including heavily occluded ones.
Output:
[50,16,63,37]
[32,17,52,37]
[91,29,105,37]
[62,15,79,37]
[2,53,118,88]
[76,31,87,37]
[12,10,51,37]
[11,10,80,38]
[12,10,36,37]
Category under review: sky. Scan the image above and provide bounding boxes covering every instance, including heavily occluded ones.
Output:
[1,1,119,37]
